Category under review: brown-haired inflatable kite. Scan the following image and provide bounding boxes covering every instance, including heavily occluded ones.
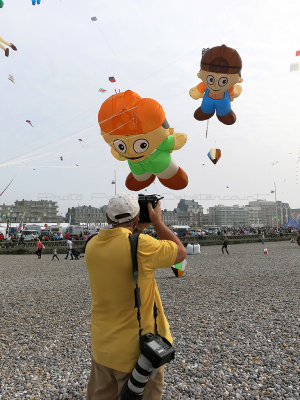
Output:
[189,44,243,125]
[99,90,188,191]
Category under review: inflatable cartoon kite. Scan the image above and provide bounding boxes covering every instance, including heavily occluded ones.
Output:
[189,44,242,125]
[98,90,188,191]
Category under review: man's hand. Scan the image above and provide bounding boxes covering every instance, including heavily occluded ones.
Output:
[189,87,204,100]
[148,201,162,226]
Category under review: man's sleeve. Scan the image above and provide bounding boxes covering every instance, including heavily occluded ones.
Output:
[138,234,178,270]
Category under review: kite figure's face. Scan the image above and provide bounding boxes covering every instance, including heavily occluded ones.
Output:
[102,126,170,163]
[197,70,240,93]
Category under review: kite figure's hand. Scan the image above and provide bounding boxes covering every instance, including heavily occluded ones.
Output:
[189,87,204,100]
[173,133,187,150]
[233,84,242,98]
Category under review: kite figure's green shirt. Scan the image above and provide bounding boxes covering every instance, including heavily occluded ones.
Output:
[122,135,175,175]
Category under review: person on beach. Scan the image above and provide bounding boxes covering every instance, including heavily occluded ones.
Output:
[85,193,186,400]
[221,233,229,254]
[36,240,43,259]
[65,239,73,260]
[52,247,59,261]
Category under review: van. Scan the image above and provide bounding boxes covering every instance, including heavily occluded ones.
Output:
[22,230,39,241]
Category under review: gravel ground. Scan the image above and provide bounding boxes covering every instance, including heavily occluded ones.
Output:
[0,241,299,399]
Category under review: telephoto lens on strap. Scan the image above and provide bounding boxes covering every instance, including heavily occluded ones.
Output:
[120,354,154,399]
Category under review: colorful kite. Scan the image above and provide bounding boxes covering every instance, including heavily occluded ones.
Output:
[91,16,97,21]
[98,90,188,191]
[296,50,300,57]
[189,44,243,125]
[290,63,299,72]
[109,76,116,83]
[8,75,15,84]
[32,0,41,5]
[99,88,107,93]
[207,148,221,164]
[0,1,4,8]
[26,120,34,127]
[0,36,17,57]
[171,259,187,277]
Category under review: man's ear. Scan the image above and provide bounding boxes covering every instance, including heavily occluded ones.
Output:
[197,72,201,78]
[239,77,243,83]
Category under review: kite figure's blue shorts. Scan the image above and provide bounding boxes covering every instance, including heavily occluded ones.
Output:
[201,89,231,116]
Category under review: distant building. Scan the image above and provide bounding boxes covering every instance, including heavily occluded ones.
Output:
[65,205,107,225]
[0,199,59,223]
[161,199,204,227]
[248,200,291,226]
[208,205,249,227]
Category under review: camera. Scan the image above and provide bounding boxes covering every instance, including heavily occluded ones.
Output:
[138,194,164,223]
[120,333,175,399]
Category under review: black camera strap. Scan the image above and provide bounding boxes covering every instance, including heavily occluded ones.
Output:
[129,233,159,340]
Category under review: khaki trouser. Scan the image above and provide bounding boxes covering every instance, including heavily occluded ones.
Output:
[87,358,164,400]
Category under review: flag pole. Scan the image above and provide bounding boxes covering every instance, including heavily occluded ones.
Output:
[274,182,279,233]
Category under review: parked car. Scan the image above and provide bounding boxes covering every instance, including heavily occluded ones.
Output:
[22,230,39,242]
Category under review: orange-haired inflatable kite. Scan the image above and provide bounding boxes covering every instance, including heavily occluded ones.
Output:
[98,90,188,191]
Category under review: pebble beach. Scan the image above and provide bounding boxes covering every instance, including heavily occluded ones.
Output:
[1,241,299,399]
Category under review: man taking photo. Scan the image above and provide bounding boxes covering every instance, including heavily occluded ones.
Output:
[85,193,186,400]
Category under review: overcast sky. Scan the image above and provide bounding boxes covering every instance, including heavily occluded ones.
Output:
[1,0,300,215]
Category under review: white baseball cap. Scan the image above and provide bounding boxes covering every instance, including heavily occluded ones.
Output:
[106,193,140,224]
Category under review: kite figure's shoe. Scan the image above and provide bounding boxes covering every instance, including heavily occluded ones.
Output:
[5,48,9,57]
[158,167,188,190]
[217,110,236,125]
[194,107,214,121]
[10,44,17,51]
[125,173,156,191]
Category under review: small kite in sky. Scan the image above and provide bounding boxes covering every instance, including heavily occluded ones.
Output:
[296,50,300,56]
[290,63,299,72]
[60,156,63,161]
[271,161,279,166]
[8,75,15,84]
[26,120,34,127]
[226,186,230,188]
[91,16,97,21]
[99,88,107,93]
[207,148,221,164]
[75,164,79,167]
[109,76,116,83]
[32,0,41,5]
[0,36,17,57]
[78,138,88,148]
